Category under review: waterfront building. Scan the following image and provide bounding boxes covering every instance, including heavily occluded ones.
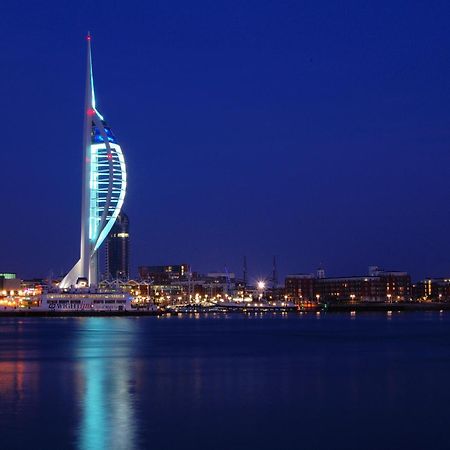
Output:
[284,267,411,303]
[285,274,315,302]
[106,212,130,280]
[177,272,240,298]
[138,264,189,284]
[378,271,411,302]
[315,276,385,302]
[0,273,16,280]
[60,34,126,288]
[204,272,235,296]
[0,273,21,293]
[413,278,450,301]
[315,268,411,302]
[134,267,247,303]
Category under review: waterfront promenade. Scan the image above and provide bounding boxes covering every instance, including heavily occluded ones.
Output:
[1,301,449,317]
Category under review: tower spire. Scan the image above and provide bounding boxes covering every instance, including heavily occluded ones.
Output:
[86,32,92,105]
[80,32,94,283]
[85,32,102,119]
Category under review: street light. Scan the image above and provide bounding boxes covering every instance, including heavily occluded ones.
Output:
[257,281,266,300]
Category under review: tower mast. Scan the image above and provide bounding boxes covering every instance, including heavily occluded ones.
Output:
[80,32,93,283]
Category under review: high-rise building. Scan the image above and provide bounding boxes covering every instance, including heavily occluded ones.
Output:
[106,212,129,280]
[60,34,127,288]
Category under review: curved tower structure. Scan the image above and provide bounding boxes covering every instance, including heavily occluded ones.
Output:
[60,34,127,288]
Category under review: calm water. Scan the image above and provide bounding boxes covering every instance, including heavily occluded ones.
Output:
[1,313,450,450]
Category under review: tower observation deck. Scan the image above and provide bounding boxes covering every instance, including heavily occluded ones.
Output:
[60,34,127,288]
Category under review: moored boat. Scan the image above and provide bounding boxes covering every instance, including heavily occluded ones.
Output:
[38,288,132,312]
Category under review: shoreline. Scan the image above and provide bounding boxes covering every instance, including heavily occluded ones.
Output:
[0,310,160,317]
[323,302,449,312]
[0,302,449,317]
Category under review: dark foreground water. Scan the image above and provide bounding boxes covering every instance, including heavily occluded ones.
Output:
[1,313,450,450]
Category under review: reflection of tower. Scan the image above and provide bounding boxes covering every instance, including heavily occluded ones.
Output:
[76,318,137,450]
[60,34,127,288]
[106,212,129,280]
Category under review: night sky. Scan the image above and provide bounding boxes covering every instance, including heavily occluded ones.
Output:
[1,0,450,281]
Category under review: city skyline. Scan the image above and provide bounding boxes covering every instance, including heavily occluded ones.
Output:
[1,1,450,280]
[2,4,450,450]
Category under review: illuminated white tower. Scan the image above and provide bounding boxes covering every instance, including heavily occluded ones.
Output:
[60,34,127,288]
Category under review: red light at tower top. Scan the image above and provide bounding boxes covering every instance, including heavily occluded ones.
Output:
[107,153,113,160]
[86,33,91,41]
[87,108,95,116]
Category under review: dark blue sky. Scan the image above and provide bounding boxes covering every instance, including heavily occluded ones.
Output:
[1,0,450,281]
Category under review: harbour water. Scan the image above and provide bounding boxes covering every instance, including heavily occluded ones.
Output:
[1,312,450,450]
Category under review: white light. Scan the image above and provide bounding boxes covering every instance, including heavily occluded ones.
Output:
[257,281,266,290]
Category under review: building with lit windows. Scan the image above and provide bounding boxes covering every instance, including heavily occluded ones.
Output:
[0,273,16,280]
[412,278,450,301]
[284,267,411,303]
[315,276,386,302]
[60,34,126,288]
[0,273,21,292]
[316,269,410,302]
[106,212,130,280]
[285,274,315,302]
[138,264,189,284]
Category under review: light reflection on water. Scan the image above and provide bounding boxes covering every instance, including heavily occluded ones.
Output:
[1,314,450,450]
[75,318,138,450]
